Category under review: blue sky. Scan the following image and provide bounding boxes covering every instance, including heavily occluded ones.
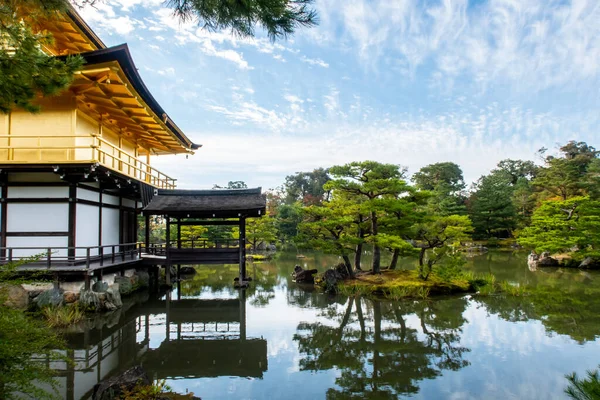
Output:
[77,0,600,190]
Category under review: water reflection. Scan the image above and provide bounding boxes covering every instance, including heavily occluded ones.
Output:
[51,252,600,400]
[294,297,470,398]
[54,288,265,399]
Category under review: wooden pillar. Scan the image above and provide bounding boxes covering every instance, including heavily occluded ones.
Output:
[165,265,171,286]
[68,184,76,260]
[98,187,103,248]
[118,196,123,247]
[0,183,7,260]
[238,217,246,281]
[176,219,181,281]
[144,214,150,250]
[165,216,170,253]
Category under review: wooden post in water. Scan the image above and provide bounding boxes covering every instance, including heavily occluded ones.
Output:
[239,288,246,342]
[165,216,171,286]
[238,216,246,283]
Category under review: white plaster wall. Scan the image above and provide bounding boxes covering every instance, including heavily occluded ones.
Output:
[76,203,99,256]
[6,236,68,258]
[7,186,68,198]
[101,207,120,246]
[7,203,68,232]
[103,193,119,206]
[77,187,99,202]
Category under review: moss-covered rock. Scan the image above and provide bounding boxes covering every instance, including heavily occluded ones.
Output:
[337,270,472,300]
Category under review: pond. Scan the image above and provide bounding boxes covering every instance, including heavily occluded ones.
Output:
[55,251,600,399]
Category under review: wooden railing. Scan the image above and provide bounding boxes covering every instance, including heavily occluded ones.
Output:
[0,134,176,189]
[0,242,142,269]
[142,240,240,256]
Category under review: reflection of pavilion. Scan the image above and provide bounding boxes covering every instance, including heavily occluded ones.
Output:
[47,290,267,399]
[142,290,268,379]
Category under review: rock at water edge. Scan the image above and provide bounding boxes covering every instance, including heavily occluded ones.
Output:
[0,284,29,309]
[92,365,150,400]
[35,288,64,308]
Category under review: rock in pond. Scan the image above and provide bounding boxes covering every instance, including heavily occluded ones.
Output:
[292,265,318,283]
[579,257,600,269]
[179,266,197,275]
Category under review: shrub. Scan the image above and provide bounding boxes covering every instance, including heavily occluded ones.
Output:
[42,305,85,328]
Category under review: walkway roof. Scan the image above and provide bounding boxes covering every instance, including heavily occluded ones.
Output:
[143,188,267,218]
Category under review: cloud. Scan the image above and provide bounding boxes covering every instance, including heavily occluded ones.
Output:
[312,0,600,91]
[300,56,329,68]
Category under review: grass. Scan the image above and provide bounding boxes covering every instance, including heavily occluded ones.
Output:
[246,254,271,262]
[42,305,85,328]
[337,269,471,300]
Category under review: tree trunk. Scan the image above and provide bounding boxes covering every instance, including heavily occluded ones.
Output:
[342,254,354,277]
[355,214,364,271]
[419,247,426,267]
[389,248,400,270]
[371,211,380,273]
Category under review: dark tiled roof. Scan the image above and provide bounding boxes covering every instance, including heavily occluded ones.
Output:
[143,187,266,218]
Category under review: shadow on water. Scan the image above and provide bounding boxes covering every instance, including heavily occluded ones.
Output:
[48,250,600,399]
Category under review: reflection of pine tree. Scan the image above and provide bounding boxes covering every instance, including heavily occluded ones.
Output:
[294,297,471,398]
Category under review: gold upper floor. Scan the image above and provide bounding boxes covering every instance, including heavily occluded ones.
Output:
[1,5,200,189]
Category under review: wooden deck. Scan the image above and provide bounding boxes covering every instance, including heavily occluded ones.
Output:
[0,241,244,275]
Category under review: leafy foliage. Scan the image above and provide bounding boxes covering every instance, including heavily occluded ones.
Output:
[565,367,600,400]
[166,0,317,41]
[518,196,600,255]
[0,305,65,399]
[0,0,83,113]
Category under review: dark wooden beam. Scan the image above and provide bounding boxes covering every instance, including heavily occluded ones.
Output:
[175,220,240,226]
[98,187,103,246]
[0,183,7,258]
[68,184,76,259]
[6,232,69,237]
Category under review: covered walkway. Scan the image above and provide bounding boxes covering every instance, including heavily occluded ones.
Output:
[142,187,266,286]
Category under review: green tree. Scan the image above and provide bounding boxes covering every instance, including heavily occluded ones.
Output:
[518,196,600,258]
[275,203,302,245]
[326,161,409,274]
[412,162,466,215]
[284,168,330,205]
[298,198,359,276]
[469,171,517,239]
[413,215,472,280]
[246,216,277,251]
[378,190,429,269]
[533,141,599,201]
